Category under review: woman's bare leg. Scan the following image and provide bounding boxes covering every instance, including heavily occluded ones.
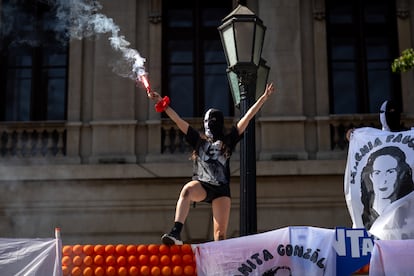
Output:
[162,180,206,245]
[175,180,207,223]
[211,196,231,240]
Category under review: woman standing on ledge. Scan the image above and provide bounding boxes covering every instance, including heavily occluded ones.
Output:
[148,82,275,245]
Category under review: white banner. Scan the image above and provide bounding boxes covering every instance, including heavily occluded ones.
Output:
[345,127,414,239]
[193,226,336,276]
[0,237,62,276]
[369,239,414,276]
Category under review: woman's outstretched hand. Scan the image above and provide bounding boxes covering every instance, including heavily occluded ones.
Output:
[263,83,275,100]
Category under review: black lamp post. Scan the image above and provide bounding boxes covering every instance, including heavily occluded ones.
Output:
[218,5,269,236]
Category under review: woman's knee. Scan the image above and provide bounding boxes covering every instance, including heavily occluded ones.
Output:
[179,181,204,200]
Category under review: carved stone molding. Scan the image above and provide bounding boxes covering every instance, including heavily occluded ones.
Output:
[149,13,162,24]
[396,0,410,19]
[313,11,326,21]
[396,9,410,19]
[313,0,326,21]
[149,0,162,24]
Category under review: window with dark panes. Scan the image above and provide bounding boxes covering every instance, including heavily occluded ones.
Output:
[326,0,401,114]
[0,0,68,121]
[162,0,233,118]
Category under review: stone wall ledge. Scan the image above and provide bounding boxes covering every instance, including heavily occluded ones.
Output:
[0,160,346,181]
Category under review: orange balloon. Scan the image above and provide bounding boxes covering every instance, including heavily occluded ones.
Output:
[94,267,104,276]
[106,266,116,276]
[83,255,93,266]
[129,266,139,276]
[151,266,161,276]
[161,266,172,276]
[82,267,93,276]
[82,244,94,255]
[140,265,150,276]
[105,244,115,255]
[72,256,83,266]
[94,255,104,265]
[118,266,128,276]
[116,244,126,255]
[72,244,83,255]
[137,244,148,255]
[139,254,149,265]
[150,255,159,266]
[127,244,137,255]
[105,255,116,266]
[160,255,170,266]
[183,265,195,275]
[117,255,127,266]
[148,244,159,255]
[62,245,72,256]
[62,256,72,266]
[159,244,170,255]
[71,266,82,276]
[62,265,69,276]
[128,255,138,266]
[181,244,193,254]
[171,254,182,265]
[94,245,105,255]
[182,254,193,265]
[169,245,180,254]
[172,266,183,276]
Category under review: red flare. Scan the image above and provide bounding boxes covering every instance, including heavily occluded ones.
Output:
[140,75,151,94]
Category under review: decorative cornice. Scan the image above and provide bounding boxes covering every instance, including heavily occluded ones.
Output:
[313,11,326,21]
[312,0,326,21]
[149,13,162,24]
[396,9,410,19]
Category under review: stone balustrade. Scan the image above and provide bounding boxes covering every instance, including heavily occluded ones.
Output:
[0,122,66,159]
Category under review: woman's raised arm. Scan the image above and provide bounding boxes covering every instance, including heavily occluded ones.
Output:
[236,83,275,135]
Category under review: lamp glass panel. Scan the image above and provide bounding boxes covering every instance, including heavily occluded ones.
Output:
[222,25,237,67]
[253,24,265,66]
[227,70,240,106]
[234,21,254,63]
[255,64,269,99]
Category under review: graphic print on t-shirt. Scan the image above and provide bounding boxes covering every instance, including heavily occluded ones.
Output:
[197,140,228,185]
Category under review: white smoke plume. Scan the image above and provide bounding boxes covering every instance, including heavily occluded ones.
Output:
[1,0,146,80]
[54,0,147,80]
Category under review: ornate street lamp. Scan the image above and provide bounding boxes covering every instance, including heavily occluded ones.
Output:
[219,5,265,70]
[218,4,269,236]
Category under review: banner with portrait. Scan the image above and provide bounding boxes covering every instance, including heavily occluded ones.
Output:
[345,127,414,240]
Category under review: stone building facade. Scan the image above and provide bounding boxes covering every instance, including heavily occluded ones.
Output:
[1,0,414,245]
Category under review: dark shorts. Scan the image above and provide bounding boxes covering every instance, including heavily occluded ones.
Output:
[199,181,231,203]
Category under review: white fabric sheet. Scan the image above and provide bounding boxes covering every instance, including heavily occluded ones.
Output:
[0,237,62,276]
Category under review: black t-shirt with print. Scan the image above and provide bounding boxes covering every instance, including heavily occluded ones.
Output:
[185,125,242,186]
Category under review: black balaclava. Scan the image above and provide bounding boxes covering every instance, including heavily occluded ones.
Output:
[203,108,224,140]
[380,100,401,132]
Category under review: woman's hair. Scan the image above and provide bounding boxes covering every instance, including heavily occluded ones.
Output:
[360,146,414,228]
